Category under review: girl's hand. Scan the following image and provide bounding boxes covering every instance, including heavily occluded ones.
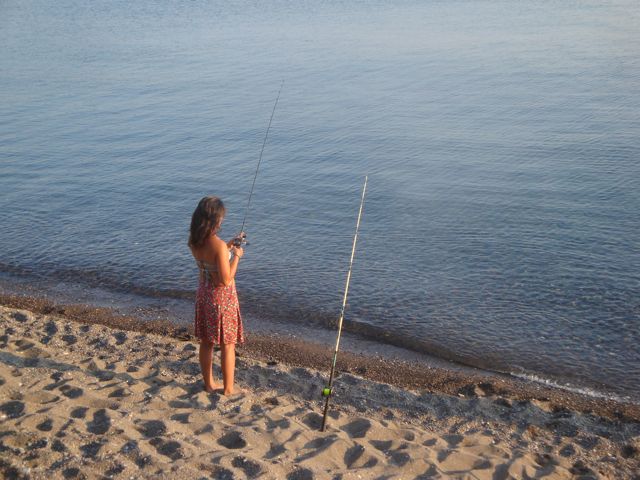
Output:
[228,232,246,248]
[232,246,244,259]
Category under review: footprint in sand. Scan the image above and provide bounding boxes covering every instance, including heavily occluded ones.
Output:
[36,418,53,432]
[149,438,185,461]
[575,435,599,449]
[265,431,302,460]
[437,449,452,463]
[370,439,392,452]
[369,440,411,466]
[301,412,322,429]
[620,444,638,459]
[70,407,88,419]
[195,424,214,435]
[112,331,127,345]
[44,320,58,334]
[11,312,29,323]
[59,385,83,399]
[265,442,286,459]
[170,413,190,424]
[41,320,58,345]
[559,444,576,457]
[108,387,131,398]
[217,431,247,449]
[134,454,152,469]
[266,416,290,431]
[120,440,138,454]
[417,464,439,478]
[210,466,234,480]
[137,420,167,438]
[105,464,125,477]
[286,468,314,480]
[390,450,410,467]
[545,419,578,438]
[15,339,36,352]
[27,438,48,451]
[80,440,104,459]
[96,370,116,381]
[169,400,193,409]
[343,444,365,468]
[442,433,464,447]
[62,467,81,478]
[341,418,372,439]
[87,409,111,435]
[54,418,75,438]
[0,400,25,419]
[534,452,557,468]
[231,456,263,478]
[296,435,338,462]
[51,439,67,452]
[570,460,596,476]
[61,334,77,346]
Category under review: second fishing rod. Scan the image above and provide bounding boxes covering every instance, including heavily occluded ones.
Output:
[232,81,284,248]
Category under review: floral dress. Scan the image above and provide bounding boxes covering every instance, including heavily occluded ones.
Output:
[194,260,244,345]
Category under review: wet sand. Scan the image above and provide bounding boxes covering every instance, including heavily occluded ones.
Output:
[1,297,639,478]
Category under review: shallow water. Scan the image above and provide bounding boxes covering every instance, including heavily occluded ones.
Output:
[1,0,639,401]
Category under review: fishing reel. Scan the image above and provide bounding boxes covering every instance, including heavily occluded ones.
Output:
[232,232,248,248]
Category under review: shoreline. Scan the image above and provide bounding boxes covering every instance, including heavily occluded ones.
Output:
[1,273,637,408]
[0,303,639,478]
[2,292,639,423]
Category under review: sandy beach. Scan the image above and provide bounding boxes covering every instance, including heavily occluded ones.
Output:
[1,301,639,479]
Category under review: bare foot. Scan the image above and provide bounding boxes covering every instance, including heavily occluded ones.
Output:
[222,387,244,396]
[203,382,223,393]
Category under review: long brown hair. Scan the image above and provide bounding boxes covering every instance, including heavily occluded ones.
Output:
[189,196,226,248]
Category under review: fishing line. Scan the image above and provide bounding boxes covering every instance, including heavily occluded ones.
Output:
[234,80,284,246]
[321,175,368,432]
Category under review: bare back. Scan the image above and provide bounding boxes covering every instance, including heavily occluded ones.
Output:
[190,235,231,287]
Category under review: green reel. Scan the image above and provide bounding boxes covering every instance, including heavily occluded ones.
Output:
[322,387,332,397]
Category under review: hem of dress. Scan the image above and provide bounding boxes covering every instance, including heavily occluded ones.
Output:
[194,333,245,346]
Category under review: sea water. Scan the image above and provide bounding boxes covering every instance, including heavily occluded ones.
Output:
[1,0,639,401]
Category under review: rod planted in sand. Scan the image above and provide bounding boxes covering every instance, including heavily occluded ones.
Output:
[321,175,368,432]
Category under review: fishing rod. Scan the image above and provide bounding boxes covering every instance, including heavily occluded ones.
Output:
[321,175,368,432]
[233,80,284,247]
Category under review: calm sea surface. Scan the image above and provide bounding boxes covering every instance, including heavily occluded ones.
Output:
[1,0,639,401]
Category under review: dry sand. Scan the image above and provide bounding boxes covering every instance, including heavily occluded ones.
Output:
[1,305,639,479]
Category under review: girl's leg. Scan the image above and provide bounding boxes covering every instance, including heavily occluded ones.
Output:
[221,343,240,395]
[199,339,222,392]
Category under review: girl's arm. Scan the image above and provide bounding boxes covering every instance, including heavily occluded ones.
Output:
[215,239,242,286]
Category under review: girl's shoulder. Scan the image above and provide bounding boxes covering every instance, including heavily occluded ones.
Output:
[192,235,225,259]
[207,234,227,252]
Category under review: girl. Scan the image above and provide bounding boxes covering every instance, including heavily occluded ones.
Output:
[188,196,244,395]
